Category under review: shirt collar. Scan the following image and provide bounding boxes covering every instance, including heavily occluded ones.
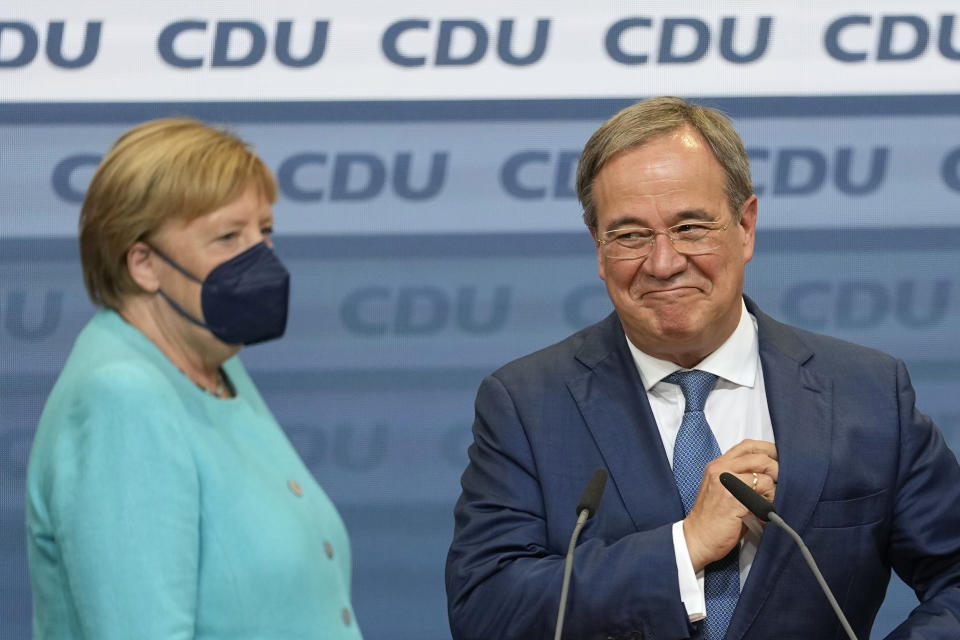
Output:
[626,299,759,391]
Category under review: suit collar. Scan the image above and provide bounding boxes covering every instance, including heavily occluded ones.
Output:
[569,301,834,639]
[574,297,813,371]
[745,295,814,366]
[726,297,833,640]
[626,299,760,391]
[568,312,687,531]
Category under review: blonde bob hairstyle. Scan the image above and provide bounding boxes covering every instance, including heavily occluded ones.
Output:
[575,96,754,230]
[79,117,277,310]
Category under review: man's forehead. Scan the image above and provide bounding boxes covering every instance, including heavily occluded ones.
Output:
[593,141,727,227]
[599,129,717,183]
[609,124,706,161]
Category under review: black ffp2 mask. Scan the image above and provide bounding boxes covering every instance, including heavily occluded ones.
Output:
[151,242,290,345]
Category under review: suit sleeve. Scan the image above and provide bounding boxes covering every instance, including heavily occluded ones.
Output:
[48,364,199,639]
[446,373,692,640]
[884,359,960,638]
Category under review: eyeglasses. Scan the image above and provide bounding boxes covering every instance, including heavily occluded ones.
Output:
[596,220,729,260]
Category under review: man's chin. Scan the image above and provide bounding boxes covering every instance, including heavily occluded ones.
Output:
[652,321,704,345]
[631,294,707,328]
[621,312,703,344]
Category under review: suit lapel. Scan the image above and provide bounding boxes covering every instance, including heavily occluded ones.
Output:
[726,300,833,640]
[565,304,833,637]
[565,313,686,531]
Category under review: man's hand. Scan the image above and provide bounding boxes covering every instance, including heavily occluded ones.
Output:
[683,439,778,572]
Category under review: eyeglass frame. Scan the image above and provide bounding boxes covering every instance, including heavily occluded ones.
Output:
[594,218,731,259]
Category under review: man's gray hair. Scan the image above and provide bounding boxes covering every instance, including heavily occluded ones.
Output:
[576,96,754,229]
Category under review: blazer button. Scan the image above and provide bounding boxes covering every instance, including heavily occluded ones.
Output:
[324,540,334,559]
[288,479,303,497]
[341,607,352,626]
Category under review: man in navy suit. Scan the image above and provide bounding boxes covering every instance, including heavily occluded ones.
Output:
[445,97,960,640]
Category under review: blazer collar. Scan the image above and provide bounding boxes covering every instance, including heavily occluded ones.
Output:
[566,300,834,639]
[567,312,687,531]
[726,297,833,640]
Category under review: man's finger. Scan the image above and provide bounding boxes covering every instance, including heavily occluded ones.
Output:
[724,439,778,460]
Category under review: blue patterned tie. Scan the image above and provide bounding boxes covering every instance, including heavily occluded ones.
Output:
[666,370,739,640]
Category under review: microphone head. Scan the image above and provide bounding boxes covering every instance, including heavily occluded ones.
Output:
[720,472,776,521]
[576,468,608,519]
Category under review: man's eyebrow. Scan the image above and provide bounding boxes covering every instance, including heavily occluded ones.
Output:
[602,208,717,231]
[604,215,648,230]
[671,208,715,222]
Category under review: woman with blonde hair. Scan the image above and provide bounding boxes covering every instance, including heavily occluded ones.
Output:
[26,118,362,639]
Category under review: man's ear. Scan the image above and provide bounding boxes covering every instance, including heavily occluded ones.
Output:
[738,195,758,264]
[126,241,160,292]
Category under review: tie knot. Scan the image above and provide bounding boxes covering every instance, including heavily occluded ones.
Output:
[664,369,718,413]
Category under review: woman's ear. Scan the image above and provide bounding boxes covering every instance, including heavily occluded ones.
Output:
[126,241,160,292]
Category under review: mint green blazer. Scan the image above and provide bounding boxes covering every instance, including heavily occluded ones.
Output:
[27,310,363,639]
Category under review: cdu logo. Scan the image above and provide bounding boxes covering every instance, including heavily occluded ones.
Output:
[2,290,64,341]
[824,14,960,62]
[52,151,450,204]
[605,16,772,65]
[340,286,512,336]
[278,152,448,202]
[500,150,581,200]
[157,20,329,68]
[943,147,960,193]
[782,279,953,331]
[382,18,550,66]
[0,21,101,68]
[747,147,889,197]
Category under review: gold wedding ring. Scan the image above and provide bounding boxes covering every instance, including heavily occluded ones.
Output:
[752,472,759,491]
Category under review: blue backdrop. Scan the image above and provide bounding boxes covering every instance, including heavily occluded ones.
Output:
[3,12,960,633]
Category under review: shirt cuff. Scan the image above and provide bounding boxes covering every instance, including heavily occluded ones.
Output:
[672,520,706,622]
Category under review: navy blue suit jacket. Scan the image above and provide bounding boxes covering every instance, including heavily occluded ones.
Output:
[446,298,960,640]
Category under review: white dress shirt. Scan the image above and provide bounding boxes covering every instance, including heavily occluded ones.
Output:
[625,301,776,621]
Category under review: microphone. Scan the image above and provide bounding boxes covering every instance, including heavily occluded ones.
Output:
[720,471,775,520]
[719,472,859,640]
[554,468,608,640]
[576,468,608,517]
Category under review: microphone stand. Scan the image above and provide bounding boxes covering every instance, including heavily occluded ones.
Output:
[554,469,607,640]
[555,508,590,640]
[767,512,858,640]
[719,472,858,640]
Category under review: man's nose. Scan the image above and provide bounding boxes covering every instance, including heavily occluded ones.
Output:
[642,233,688,279]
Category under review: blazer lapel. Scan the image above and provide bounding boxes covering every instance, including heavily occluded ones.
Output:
[565,313,686,531]
[726,300,833,640]
[564,304,833,638]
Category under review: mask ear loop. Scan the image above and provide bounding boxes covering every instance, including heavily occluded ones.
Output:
[147,244,209,329]
[149,244,203,283]
[155,289,209,329]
